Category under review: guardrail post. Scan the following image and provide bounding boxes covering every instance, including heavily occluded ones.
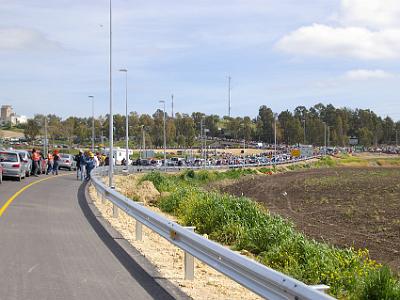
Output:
[113,204,119,218]
[136,202,144,241]
[184,226,196,280]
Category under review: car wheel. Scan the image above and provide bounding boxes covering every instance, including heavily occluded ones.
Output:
[69,167,72,171]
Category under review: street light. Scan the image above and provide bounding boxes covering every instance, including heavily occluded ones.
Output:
[119,68,129,169]
[159,100,167,171]
[303,118,306,145]
[322,121,327,155]
[140,125,146,159]
[88,96,95,152]
[108,0,114,187]
[274,113,278,157]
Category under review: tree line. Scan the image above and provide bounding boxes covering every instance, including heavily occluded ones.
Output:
[23,103,400,147]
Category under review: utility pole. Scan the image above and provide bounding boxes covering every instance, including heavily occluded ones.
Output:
[142,125,146,158]
[396,130,398,146]
[228,76,231,117]
[324,122,327,155]
[119,69,128,169]
[89,96,95,152]
[303,118,306,145]
[327,126,330,147]
[159,100,167,171]
[171,94,174,118]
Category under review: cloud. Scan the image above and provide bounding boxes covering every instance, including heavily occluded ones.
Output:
[344,69,393,80]
[276,24,400,60]
[276,0,400,60]
[0,27,62,51]
[340,0,400,29]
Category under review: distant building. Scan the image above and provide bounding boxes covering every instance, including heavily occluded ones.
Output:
[0,105,27,125]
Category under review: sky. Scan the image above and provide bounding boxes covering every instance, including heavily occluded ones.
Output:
[0,0,400,120]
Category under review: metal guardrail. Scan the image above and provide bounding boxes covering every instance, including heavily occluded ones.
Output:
[90,156,335,300]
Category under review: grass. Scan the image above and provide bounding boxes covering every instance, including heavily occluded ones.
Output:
[140,170,400,299]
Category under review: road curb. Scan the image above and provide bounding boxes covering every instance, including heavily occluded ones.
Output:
[83,181,192,300]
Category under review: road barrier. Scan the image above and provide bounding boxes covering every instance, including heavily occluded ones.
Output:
[90,156,335,300]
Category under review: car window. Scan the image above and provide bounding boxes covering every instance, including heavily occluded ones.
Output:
[60,154,69,158]
[0,152,18,162]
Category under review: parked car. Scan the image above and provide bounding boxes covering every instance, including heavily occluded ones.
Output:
[16,150,32,177]
[58,154,77,171]
[0,150,26,181]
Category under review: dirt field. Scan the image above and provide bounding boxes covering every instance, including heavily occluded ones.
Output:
[0,129,24,138]
[218,167,400,272]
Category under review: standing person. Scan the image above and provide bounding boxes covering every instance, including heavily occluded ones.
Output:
[46,151,54,175]
[85,152,95,180]
[75,150,83,180]
[31,148,40,177]
[79,151,87,181]
[53,150,60,175]
[93,152,99,168]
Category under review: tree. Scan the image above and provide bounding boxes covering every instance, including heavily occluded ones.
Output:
[24,119,41,141]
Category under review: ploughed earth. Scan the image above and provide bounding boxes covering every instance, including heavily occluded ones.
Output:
[217,167,400,272]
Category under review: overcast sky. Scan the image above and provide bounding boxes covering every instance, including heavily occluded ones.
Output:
[1,0,400,120]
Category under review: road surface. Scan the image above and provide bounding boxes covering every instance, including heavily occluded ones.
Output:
[0,173,178,300]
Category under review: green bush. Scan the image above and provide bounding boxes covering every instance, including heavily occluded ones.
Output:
[142,169,399,299]
[355,266,400,300]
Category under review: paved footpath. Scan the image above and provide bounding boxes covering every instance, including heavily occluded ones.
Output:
[0,173,177,300]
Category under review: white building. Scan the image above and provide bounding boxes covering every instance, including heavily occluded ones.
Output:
[0,105,27,125]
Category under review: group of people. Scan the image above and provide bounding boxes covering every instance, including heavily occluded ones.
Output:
[30,148,61,177]
[74,151,108,181]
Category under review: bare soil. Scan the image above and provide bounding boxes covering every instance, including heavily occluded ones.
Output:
[217,167,400,272]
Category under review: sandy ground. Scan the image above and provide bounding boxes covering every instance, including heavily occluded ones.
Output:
[0,129,24,138]
[88,180,262,300]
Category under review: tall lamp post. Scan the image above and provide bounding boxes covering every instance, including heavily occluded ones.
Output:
[274,113,278,157]
[323,122,327,155]
[119,68,129,168]
[88,96,95,152]
[303,118,306,145]
[159,100,167,171]
[108,0,114,187]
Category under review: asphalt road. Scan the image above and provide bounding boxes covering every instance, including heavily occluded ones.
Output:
[0,172,177,300]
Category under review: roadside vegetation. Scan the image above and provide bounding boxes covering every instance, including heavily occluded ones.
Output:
[139,167,400,299]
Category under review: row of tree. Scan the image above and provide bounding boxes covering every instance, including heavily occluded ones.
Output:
[23,103,400,147]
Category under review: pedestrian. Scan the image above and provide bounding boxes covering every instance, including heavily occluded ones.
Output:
[46,151,54,175]
[80,151,87,181]
[85,152,95,180]
[75,150,83,180]
[93,152,99,168]
[31,148,40,177]
[53,150,60,175]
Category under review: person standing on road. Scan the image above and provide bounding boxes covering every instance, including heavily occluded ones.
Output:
[93,152,99,168]
[85,152,95,180]
[75,150,83,180]
[79,151,87,181]
[46,151,54,175]
[53,150,60,175]
[31,149,40,177]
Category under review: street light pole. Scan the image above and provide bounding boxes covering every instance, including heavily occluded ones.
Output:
[88,96,95,152]
[159,100,167,171]
[274,113,278,156]
[108,0,114,187]
[303,118,306,145]
[119,69,128,168]
[324,122,327,155]
[44,116,48,156]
